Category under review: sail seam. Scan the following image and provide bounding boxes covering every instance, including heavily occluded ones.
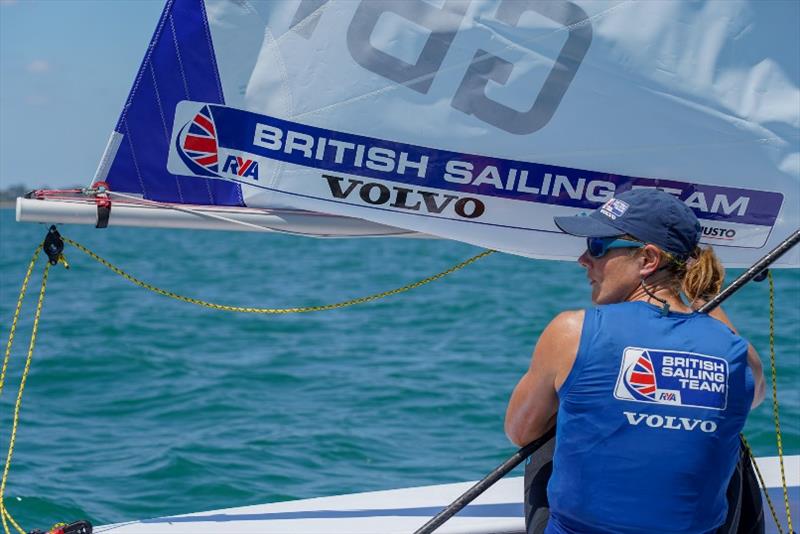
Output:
[118,0,174,130]
[148,62,184,203]
[287,0,329,40]
[199,0,225,106]
[167,12,190,204]
[264,26,294,118]
[122,119,148,198]
[169,13,191,100]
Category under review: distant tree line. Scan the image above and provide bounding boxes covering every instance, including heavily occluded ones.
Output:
[0,184,29,202]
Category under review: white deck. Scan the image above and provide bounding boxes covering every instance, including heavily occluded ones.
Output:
[97,455,799,533]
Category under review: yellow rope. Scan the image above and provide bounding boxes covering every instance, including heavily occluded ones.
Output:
[0,246,41,534]
[0,247,41,399]
[1,506,24,534]
[0,260,50,534]
[742,271,795,534]
[63,237,495,313]
[741,434,783,534]
[767,271,793,533]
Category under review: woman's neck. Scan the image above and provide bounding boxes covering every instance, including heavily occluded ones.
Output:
[625,273,693,314]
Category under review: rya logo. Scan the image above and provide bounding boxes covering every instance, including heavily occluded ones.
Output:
[175,105,220,177]
[221,155,259,180]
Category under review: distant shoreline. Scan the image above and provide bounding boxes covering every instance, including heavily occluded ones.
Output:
[0,201,15,209]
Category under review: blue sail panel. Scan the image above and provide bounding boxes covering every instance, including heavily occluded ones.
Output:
[104,0,242,206]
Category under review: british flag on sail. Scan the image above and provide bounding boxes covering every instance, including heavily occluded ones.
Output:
[623,351,657,400]
[175,105,219,177]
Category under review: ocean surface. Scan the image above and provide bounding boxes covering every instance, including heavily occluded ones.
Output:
[0,208,798,529]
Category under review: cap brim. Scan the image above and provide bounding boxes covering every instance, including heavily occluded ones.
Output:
[553,212,624,237]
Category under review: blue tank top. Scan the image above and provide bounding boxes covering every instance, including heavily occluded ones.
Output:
[546,301,753,534]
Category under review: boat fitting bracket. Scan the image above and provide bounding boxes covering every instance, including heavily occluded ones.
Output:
[43,225,65,266]
[88,181,111,229]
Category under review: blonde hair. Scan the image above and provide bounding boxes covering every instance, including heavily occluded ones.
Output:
[656,245,725,306]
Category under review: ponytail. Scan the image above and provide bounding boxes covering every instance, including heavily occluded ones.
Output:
[632,240,725,307]
[681,246,725,305]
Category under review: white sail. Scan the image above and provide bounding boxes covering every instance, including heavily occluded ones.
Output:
[188,0,800,266]
[18,0,800,267]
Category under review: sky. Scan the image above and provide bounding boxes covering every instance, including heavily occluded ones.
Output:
[0,0,165,189]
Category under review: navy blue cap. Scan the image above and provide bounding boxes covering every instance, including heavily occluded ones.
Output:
[553,188,700,259]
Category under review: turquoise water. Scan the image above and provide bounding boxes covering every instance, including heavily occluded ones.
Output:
[0,208,798,528]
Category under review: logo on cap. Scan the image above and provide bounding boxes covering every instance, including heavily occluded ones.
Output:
[600,198,629,220]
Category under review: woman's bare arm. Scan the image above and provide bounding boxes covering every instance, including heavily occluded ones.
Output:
[505,310,583,447]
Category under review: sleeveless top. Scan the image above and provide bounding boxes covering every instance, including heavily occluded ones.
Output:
[546,301,754,534]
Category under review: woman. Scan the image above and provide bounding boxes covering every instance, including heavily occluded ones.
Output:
[505,188,766,533]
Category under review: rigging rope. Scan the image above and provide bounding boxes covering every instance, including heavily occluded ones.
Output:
[0,247,51,534]
[0,247,41,399]
[741,270,793,534]
[766,270,793,533]
[742,435,782,534]
[63,237,494,313]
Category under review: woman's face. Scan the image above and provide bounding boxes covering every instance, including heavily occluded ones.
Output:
[578,247,643,304]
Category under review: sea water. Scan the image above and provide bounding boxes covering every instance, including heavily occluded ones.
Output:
[0,209,797,528]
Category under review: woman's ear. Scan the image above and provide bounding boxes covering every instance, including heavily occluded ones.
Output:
[639,245,662,277]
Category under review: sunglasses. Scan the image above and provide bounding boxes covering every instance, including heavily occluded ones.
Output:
[586,236,645,258]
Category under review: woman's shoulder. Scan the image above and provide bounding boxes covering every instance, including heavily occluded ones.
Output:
[547,309,586,332]
[539,310,587,349]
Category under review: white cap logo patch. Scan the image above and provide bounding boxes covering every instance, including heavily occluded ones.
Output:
[600,198,629,220]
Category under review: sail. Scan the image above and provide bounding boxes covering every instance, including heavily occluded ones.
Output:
[97,0,798,266]
[96,0,242,207]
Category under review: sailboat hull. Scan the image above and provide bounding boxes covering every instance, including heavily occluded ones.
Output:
[97,456,798,533]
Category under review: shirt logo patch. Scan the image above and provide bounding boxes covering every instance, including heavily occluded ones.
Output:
[600,198,629,220]
[613,347,728,410]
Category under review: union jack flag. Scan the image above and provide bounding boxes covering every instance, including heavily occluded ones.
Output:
[179,105,219,175]
[624,351,657,399]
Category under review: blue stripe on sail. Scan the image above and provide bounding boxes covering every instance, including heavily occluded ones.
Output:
[105,0,243,206]
[141,503,524,523]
